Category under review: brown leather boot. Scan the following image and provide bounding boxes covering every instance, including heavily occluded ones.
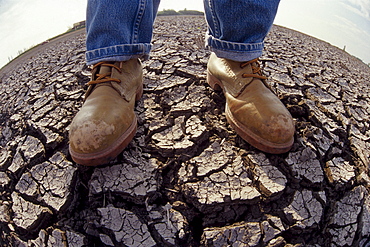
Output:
[207,53,294,154]
[69,59,143,166]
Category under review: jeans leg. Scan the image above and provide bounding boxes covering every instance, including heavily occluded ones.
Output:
[86,0,160,65]
[204,0,280,61]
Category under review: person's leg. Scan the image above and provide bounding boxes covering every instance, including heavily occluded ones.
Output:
[204,0,295,154]
[69,0,160,166]
[86,0,160,65]
[204,0,280,61]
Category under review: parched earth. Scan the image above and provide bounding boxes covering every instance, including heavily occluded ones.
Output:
[0,15,369,247]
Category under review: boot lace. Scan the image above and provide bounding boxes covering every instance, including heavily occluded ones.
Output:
[240,58,267,80]
[87,62,121,85]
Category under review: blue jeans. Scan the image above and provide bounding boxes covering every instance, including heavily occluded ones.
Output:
[86,0,280,65]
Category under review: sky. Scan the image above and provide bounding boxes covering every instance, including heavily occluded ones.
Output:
[0,0,369,69]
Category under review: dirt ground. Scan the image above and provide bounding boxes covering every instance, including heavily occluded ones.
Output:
[0,16,370,246]
[0,29,85,80]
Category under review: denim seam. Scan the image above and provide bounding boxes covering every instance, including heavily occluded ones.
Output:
[208,0,220,37]
[132,0,146,43]
[210,48,263,54]
[206,35,264,53]
[86,44,151,63]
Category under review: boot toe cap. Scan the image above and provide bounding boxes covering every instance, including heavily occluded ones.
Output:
[226,106,295,153]
[259,114,295,144]
[69,119,116,154]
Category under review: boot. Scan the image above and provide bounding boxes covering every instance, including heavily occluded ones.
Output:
[207,53,294,154]
[69,59,143,166]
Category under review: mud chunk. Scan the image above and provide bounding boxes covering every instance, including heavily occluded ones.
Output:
[249,152,287,198]
[11,192,52,230]
[89,151,158,200]
[98,205,156,246]
[149,203,188,245]
[329,186,366,246]
[152,115,207,156]
[15,152,76,211]
[179,142,260,212]
[326,157,355,184]
[286,147,324,184]
[284,189,326,228]
[0,172,10,187]
[202,222,262,247]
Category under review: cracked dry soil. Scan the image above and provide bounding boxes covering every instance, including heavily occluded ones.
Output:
[0,16,370,247]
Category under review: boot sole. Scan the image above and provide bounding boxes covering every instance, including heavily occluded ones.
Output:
[69,84,144,166]
[207,70,293,154]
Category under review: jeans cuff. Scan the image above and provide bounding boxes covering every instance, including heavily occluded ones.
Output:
[205,34,264,62]
[86,43,152,65]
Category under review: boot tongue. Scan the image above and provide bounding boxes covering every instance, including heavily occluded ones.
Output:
[84,63,114,101]
[95,62,129,101]
[98,63,113,76]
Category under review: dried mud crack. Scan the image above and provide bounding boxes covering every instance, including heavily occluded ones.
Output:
[1,16,370,247]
